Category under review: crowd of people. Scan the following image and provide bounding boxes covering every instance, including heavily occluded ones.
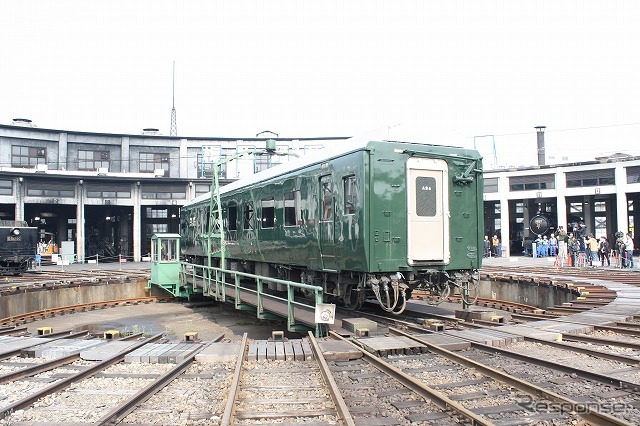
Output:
[527,223,635,268]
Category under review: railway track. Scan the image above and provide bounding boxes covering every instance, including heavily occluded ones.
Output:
[1,260,639,424]
[0,296,173,328]
[0,268,150,290]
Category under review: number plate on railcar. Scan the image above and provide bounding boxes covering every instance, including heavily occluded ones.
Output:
[6,236,21,242]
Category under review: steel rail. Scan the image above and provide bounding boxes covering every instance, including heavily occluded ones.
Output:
[439,329,640,391]
[329,331,492,426]
[307,331,355,426]
[0,326,27,336]
[0,296,173,327]
[220,332,248,426]
[94,333,225,425]
[0,353,79,384]
[511,312,640,337]
[0,333,164,420]
[391,327,632,426]
[465,321,640,365]
[0,332,148,385]
[560,333,640,351]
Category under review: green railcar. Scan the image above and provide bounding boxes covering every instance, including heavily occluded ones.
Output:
[181,139,483,313]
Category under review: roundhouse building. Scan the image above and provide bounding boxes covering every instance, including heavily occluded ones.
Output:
[484,155,640,258]
[1,121,638,262]
[0,121,348,263]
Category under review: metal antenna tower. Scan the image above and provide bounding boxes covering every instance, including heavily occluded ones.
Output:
[170,61,177,136]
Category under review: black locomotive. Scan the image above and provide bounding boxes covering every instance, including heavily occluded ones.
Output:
[0,220,37,275]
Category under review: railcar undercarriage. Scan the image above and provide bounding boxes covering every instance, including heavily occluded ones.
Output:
[300,268,478,314]
[189,255,478,314]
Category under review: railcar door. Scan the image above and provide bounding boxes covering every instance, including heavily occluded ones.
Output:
[407,157,450,264]
[319,175,338,271]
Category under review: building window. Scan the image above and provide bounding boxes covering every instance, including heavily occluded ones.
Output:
[11,146,46,167]
[140,153,169,173]
[255,155,271,173]
[0,179,12,196]
[343,176,357,215]
[86,183,131,198]
[141,184,186,200]
[284,191,302,226]
[627,166,640,184]
[483,177,499,193]
[146,223,169,235]
[566,169,615,188]
[261,197,275,228]
[194,183,210,197]
[509,174,555,191]
[79,150,110,171]
[146,208,168,219]
[26,180,75,197]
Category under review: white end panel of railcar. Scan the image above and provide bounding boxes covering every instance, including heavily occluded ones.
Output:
[406,157,449,264]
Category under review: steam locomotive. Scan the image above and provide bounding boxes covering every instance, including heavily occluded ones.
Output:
[0,220,37,275]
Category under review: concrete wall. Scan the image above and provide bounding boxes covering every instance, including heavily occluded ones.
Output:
[477,278,575,309]
[0,280,151,320]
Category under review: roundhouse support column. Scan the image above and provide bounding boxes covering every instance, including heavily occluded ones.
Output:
[499,178,510,257]
[615,165,629,234]
[15,178,25,222]
[76,182,85,262]
[133,185,141,262]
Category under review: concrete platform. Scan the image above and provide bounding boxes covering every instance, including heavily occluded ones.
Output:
[23,338,107,359]
[196,342,242,363]
[0,336,53,354]
[412,333,472,351]
[446,328,523,347]
[80,340,144,361]
[357,335,428,356]
[246,339,313,361]
[317,339,363,361]
[124,342,202,363]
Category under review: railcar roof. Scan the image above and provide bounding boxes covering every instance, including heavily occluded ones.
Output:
[185,138,475,207]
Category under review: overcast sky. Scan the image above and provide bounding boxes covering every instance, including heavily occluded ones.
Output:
[2,1,639,169]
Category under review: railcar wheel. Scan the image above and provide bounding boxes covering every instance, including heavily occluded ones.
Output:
[343,284,365,310]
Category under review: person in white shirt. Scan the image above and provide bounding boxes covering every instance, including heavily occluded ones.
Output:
[623,232,634,268]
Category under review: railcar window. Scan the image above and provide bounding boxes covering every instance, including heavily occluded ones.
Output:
[228,204,238,231]
[416,176,437,217]
[284,191,302,226]
[261,197,275,228]
[343,176,357,215]
[244,202,254,230]
[321,176,332,220]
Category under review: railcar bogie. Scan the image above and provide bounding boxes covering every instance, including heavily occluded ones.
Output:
[181,139,484,313]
